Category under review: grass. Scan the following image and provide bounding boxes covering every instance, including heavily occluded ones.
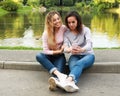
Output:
[0,46,42,50]
[0,6,33,15]
[0,46,120,50]
[0,8,8,16]
[94,47,120,50]
[17,6,33,13]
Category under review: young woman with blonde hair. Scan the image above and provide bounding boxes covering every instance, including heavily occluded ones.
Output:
[36,11,67,91]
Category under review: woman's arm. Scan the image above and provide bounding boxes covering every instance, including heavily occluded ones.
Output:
[42,32,53,54]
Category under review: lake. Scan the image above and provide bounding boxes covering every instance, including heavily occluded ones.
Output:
[0,11,120,48]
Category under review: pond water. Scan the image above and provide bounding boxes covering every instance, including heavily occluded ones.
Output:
[0,11,120,48]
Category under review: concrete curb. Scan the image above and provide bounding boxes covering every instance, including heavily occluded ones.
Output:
[0,61,43,71]
[0,61,120,73]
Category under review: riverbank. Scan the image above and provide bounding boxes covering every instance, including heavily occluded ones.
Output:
[106,8,120,15]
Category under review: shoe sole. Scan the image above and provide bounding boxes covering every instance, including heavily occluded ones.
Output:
[48,77,57,91]
[64,85,79,92]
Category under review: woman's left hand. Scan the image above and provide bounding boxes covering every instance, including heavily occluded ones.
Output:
[71,46,85,54]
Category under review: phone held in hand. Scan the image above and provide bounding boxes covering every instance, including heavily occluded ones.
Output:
[72,43,78,50]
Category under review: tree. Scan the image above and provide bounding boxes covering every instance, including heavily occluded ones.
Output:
[59,0,63,6]
[23,0,28,6]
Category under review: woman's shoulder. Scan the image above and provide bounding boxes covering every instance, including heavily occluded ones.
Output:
[64,29,71,35]
[61,25,68,30]
[82,25,91,33]
[83,25,90,30]
[60,25,68,33]
[42,31,47,35]
[61,24,66,28]
[42,31,47,38]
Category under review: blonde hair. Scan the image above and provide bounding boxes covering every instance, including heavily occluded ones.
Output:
[44,11,62,50]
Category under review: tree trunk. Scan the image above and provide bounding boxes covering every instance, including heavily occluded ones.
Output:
[60,0,62,6]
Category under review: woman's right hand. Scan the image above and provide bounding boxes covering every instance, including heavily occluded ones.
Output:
[59,45,65,53]
[64,46,72,53]
[53,45,65,54]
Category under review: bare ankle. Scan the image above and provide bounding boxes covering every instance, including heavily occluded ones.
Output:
[67,76,73,82]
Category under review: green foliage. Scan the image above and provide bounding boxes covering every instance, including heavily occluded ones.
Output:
[40,0,74,7]
[23,0,28,6]
[48,6,75,12]
[45,0,54,7]
[38,0,57,8]
[75,0,120,13]
[93,2,115,12]
[75,2,86,10]
[1,0,19,12]
[17,6,33,13]
[0,8,8,16]
[63,0,74,6]
[97,3,106,12]
[27,0,40,7]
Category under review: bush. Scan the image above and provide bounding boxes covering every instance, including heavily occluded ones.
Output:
[97,3,106,12]
[75,2,86,10]
[1,1,19,12]
[45,0,53,7]
[43,0,74,7]
[63,0,74,6]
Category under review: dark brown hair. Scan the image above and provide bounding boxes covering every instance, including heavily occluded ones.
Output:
[65,11,83,34]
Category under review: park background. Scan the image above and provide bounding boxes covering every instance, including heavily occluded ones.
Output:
[0,0,120,49]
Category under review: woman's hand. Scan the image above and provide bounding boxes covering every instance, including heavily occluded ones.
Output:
[53,45,65,54]
[64,46,72,53]
[59,45,65,53]
[71,46,85,54]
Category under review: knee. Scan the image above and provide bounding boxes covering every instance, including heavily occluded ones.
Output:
[36,53,43,61]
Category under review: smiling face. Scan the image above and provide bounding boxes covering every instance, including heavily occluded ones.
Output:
[52,14,62,28]
[67,16,77,31]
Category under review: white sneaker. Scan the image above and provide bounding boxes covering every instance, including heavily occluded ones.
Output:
[64,81,79,92]
[56,80,66,89]
[48,75,67,91]
[56,74,67,90]
[48,77,58,91]
[56,79,79,92]
[58,73,67,82]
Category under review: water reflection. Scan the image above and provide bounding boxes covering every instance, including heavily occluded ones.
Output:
[92,32,120,48]
[91,13,120,48]
[0,12,120,48]
[0,26,41,48]
[22,26,36,47]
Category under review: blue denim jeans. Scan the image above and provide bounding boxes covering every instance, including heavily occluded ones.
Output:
[68,54,95,83]
[36,53,66,74]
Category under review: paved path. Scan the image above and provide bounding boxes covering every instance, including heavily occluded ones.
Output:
[0,69,120,96]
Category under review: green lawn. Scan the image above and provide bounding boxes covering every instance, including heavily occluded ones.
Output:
[0,46,42,50]
[0,46,120,50]
[0,8,8,16]
[0,6,33,15]
[17,6,33,13]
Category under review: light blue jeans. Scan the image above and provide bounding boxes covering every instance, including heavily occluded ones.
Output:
[68,54,95,83]
[36,53,66,75]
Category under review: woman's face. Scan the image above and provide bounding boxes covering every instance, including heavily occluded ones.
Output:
[67,16,77,31]
[52,14,62,28]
